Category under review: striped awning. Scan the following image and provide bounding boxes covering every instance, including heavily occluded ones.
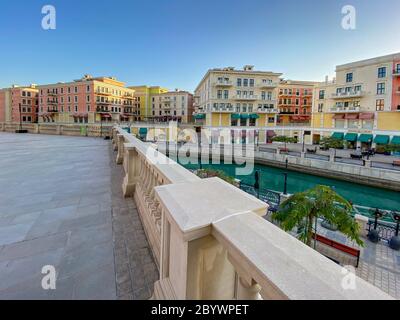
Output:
[359,113,374,120]
[344,133,358,142]
[374,135,390,145]
[359,134,373,143]
[391,136,400,145]
[331,132,344,140]
[345,114,359,120]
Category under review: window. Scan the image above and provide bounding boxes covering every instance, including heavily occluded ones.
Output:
[378,67,386,78]
[249,118,256,126]
[346,73,353,83]
[354,85,362,92]
[231,119,238,126]
[217,90,222,99]
[243,79,248,87]
[74,87,78,93]
[261,91,266,100]
[224,90,229,99]
[396,64,400,73]
[268,117,275,124]
[249,79,254,87]
[377,83,385,95]
[319,90,325,99]
[376,99,385,111]
[87,85,90,92]
[87,105,90,112]
[74,106,78,112]
[237,79,242,87]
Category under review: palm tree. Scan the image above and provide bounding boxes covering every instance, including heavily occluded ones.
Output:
[272,185,363,247]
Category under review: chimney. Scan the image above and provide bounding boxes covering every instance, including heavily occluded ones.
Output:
[243,65,254,71]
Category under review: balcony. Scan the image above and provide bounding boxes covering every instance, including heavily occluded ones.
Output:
[331,91,365,99]
[111,127,391,300]
[233,95,258,101]
[214,81,233,87]
[258,82,278,88]
[257,108,279,114]
[96,106,109,112]
[329,106,360,113]
[211,107,234,113]
[47,107,59,113]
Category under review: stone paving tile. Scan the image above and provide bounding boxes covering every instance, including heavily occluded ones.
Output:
[0,133,158,300]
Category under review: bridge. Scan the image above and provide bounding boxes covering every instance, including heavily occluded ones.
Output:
[0,128,393,300]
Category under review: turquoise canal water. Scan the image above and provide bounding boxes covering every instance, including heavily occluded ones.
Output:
[179,160,400,213]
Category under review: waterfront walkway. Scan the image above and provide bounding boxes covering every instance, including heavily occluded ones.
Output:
[0,133,158,299]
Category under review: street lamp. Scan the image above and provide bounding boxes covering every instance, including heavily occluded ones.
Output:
[302,131,306,153]
[368,208,384,243]
[254,170,261,199]
[283,157,288,195]
[389,211,400,250]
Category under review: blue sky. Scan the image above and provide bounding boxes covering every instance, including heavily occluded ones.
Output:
[0,0,399,91]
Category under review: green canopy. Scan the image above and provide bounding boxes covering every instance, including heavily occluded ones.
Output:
[390,136,400,145]
[374,135,389,145]
[194,114,205,120]
[331,132,344,140]
[231,113,240,120]
[359,134,373,143]
[344,133,358,142]
[139,128,148,135]
[240,114,250,119]
[250,113,260,119]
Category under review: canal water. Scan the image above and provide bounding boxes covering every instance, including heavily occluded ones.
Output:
[179,160,400,213]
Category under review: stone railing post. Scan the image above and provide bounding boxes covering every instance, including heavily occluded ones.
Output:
[301,152,305,159]
[364,159,371,168]
[329,150,335,163]
[116,134,125,164]
[122,143,140,197]
[153,178,268,300]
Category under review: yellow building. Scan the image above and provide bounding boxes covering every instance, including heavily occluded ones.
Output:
[311,53,400,147]
[129,85,168,121]
[194,65,282,143]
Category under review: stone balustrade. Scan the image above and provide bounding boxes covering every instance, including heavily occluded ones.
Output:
[112,126,392,300]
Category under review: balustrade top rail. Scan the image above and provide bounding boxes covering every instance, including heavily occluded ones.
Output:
[113,125,393,300]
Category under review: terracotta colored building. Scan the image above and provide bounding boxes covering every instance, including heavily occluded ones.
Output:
[0,85,39,123]
[392,59,400,111]
[277,80,316,126]
[38,75,139,124]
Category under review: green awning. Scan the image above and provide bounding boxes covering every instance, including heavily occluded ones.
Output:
[240,114,250,119]
[359,134,373,143]
[390,136,400,145]
[374,135,389,145]
[331,132,344,140]
[250,113,260,119]
[231,113,240,120]
[194,114,205,120]
[139,128,148,135]
[344,133,358,142]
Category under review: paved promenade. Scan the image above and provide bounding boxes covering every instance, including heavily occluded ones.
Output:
[0,132,158,299]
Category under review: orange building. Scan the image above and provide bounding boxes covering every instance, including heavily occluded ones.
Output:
[0,85,39,124]
[277,80,316,126]
[38,75,140,124]
[392,59,400,111]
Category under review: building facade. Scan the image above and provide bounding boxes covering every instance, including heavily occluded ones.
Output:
[277,80,316,126]
[0,85,39,124]
[194,65,282,143]
[38,75,140,124]
[149,90,194,123]
[128,85,169,121]
[311,53,400,148]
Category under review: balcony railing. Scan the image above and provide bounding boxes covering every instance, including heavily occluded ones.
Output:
[393,69,400,76]
[214,81,233,87]
[332,91,365,99]
[329,106,360,113]
[233,95,258,101]
[258,82,278,88]
[112,126,392,301]
[257,108,279,113]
